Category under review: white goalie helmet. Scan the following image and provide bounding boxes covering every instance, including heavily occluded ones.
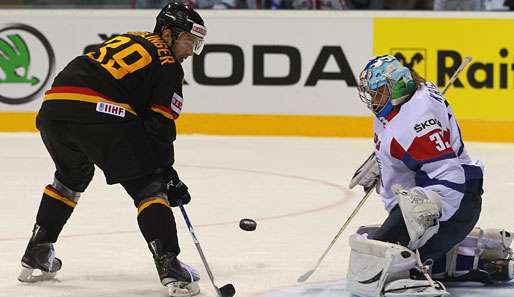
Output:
[358,55,413,119]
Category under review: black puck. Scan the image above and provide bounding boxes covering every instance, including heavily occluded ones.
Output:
[239,218,257,231]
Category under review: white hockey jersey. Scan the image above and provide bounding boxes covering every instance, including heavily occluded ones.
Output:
[373,82,483,221]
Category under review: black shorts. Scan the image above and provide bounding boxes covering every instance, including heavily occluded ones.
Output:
[37,115,160,190]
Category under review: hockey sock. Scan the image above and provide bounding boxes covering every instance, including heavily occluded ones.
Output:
[35,185,77,242]
[137,197,180,255]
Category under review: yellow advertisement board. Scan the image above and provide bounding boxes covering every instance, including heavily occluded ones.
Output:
[374,18,514,141]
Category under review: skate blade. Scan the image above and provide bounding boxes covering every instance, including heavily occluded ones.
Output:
[166,281,200,297]
[18,265,57,283]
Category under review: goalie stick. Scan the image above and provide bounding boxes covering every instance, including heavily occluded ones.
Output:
[441,56,472,95]
[178,202,236,297]
[297,56,473,283]
[297,183,376,283]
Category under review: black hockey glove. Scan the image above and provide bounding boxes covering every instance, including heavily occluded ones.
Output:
[167,180,191,207]
[165,168,191,207]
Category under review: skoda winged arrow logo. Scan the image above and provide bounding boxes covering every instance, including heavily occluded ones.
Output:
[0,34,40,85]
[0,23,55,104]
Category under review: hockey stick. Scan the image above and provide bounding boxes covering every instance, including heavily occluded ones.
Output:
[297,183,376,283]
[441,56,472,95]
[178,202,236,297]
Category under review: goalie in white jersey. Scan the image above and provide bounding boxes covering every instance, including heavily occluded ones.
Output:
[346,55,513,297]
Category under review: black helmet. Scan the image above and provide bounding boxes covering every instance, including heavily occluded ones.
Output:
[154,1,207,54]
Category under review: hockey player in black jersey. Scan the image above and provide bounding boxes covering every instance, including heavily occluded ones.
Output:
[18,2,207,297]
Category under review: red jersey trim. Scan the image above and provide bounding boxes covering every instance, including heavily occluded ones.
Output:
[151,104,177,120]
[44,86,137,116]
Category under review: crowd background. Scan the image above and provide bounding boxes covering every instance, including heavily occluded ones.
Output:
[0,0,513,10]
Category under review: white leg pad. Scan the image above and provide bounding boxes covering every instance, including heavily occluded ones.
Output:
[437,227,513,282]
[347,234,448,297]
[460,228,513,261]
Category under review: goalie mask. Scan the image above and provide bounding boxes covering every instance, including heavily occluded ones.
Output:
[358,55,415,119]
[154,1,207,55]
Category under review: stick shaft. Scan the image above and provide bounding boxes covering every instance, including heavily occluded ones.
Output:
[440,56,472,95]
[178,203,225,297]
[299,185,375,282]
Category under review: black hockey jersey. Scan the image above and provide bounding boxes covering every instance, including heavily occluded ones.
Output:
[38,32,184,165]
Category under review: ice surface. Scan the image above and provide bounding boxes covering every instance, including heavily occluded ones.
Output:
[1,133,513,297]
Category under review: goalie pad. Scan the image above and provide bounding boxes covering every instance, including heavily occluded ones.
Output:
[349,152,380,192]
[393,185,441,250]
[435,227,513,283]
[458,227,513,261]
[347,234,448,297]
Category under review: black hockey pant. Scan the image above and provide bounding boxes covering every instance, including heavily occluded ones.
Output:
[33,117,180,254]
[369,179,483,273]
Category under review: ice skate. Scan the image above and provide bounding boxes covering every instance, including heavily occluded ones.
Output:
[18,225,62,283]
[149,240,200,297]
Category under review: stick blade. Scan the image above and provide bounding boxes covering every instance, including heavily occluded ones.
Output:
[219,283,236,297]
[297,269,314,283]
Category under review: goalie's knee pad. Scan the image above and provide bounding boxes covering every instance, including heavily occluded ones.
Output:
[435,227,513,283]
[347,234,448,297]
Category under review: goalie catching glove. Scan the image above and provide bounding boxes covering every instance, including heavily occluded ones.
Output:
[392,185,442,250]
[349,152,380,193]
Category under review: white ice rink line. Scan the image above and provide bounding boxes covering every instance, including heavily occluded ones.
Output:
[1,133,513,297]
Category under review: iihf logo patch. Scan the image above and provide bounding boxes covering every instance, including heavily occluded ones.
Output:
[96,102,126,117]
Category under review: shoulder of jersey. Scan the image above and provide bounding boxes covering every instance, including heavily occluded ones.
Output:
[390,85,439,140]
[404,84,445,118]
[126,32,176,65]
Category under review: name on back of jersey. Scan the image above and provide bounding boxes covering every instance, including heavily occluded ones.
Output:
[128,32,174,65]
